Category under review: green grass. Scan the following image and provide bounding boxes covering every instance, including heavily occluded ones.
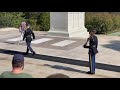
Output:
[107,29,120,36]
[108,32,120,36]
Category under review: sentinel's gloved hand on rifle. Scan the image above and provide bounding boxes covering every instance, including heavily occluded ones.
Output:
[83,38,90,48]
[83,44,90,48]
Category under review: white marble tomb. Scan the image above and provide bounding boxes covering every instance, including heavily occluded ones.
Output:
[48,12,89,38]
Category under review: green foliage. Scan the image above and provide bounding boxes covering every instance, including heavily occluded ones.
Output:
[111,14,120,29]
[85,12,115,33]
[1,12,120,34]
[0,12,50,31]
[0,12,26,28]
[24,12,50,31]
[38,12,50,31]
[85,12,120,34]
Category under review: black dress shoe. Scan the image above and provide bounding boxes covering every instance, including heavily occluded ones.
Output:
[86,71,95,74]
[32,52,36,56]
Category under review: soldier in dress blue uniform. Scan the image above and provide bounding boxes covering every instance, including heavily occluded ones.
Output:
[83,29,98,74]
[23,23,36,56]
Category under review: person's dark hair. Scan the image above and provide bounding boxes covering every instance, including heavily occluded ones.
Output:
[26,22,30,26]
[12,54,24,68]
[25,22,29,26]
[89,29,97,34]
[46,73,70,78]
[12,61,24,68]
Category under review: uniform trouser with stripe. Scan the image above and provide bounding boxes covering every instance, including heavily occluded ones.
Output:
[26,42,34,53]
[89,53,95,73]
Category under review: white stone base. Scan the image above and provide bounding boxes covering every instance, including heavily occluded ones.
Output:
[48,12,89,38]
[47,28,89,38]
[69,28,89,38]
[47,29,70,37]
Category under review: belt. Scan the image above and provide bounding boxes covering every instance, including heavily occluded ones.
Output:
[26,35,31,37]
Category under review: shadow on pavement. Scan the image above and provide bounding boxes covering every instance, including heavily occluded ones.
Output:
[0,49,120,72]
[101,40,120,52]
[44,64,86,74]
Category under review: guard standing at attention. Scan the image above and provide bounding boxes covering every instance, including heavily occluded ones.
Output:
[83,29,98,74]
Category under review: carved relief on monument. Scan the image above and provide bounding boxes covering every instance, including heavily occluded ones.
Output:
[68,12,74,29]
[68,12,82,29]
[48,12,88,38]
[78,12,84,28]
[74,12,79,29]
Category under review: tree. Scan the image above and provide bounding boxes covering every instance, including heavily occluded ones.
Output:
[38,12,50,31]
[23,12,50,31]
[0,12,26,28]
[85,12,120,34]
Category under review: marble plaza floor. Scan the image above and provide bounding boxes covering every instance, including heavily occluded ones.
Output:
[0,29,120,78]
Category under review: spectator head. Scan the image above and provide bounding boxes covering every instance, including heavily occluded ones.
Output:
[89,29,96,35]
[21,22,26,26]
[12,54,24,70]
[46,73,70,78]
[20,22,26,30]
[26,22,31,29]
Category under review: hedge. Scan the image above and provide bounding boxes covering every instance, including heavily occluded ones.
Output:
[85,12,120,34]
[1,12,120,34]
[0,12,26,28]
[24,12,50,31]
